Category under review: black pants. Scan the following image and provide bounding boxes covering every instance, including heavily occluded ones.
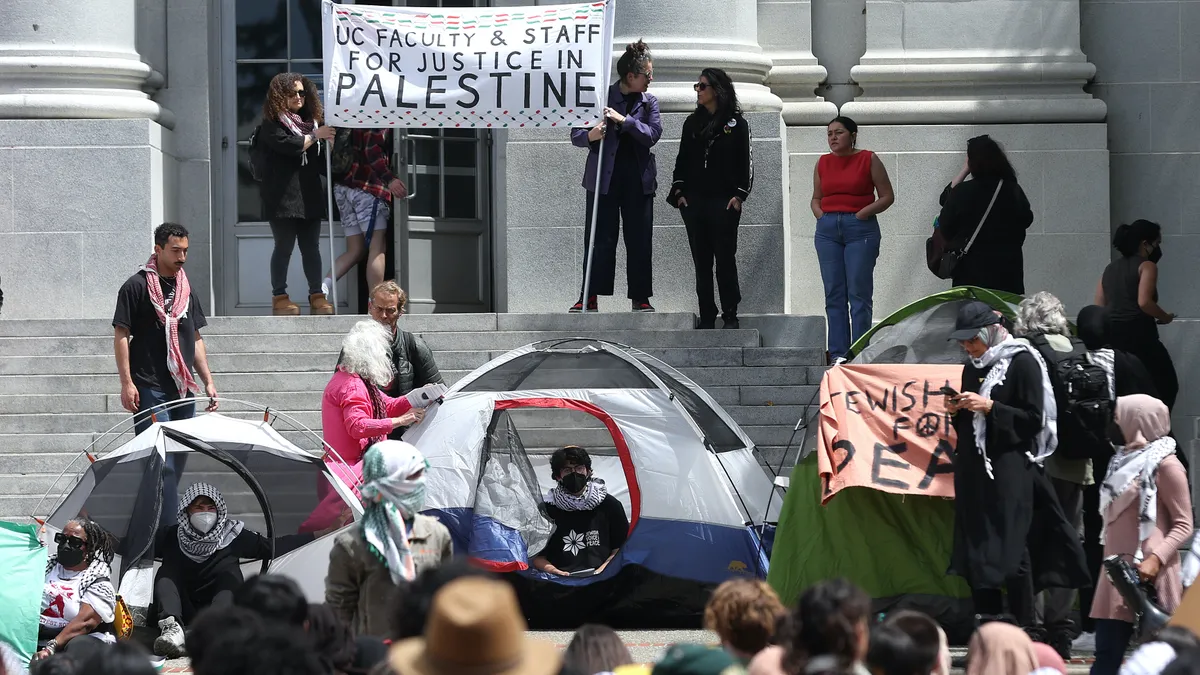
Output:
[682,197,742,321]
[1042,477,1085,640]
[154,564,242,626]
[971,549,1037,632]
[1109,319,1179,410]
[269,217,324,297]
[580,188,653,300]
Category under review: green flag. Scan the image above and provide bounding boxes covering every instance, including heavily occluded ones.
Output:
[0,521,47,663]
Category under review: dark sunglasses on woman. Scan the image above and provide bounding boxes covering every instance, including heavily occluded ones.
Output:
[54,532,86,549]
[693,82,709,92]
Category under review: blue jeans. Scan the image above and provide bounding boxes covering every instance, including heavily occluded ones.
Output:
[1091,619,1133,675]
[133,386,194,525]
[814,212,881,359]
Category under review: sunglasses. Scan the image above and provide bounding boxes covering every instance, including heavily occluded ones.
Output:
[292,90,306,98]
[693,82,710,92]
[54,533,86,549]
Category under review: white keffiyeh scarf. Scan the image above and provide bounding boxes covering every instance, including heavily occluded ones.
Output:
[360,440,428,585]
[971,335,1058,479]
[176,482,245,563]
[546,479,608,512]
[1099,436,1176,558]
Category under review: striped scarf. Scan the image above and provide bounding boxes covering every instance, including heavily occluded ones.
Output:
[140,255,200,397]
[279,111,320,166]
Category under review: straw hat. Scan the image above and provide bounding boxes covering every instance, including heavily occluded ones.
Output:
[389,577,560,675]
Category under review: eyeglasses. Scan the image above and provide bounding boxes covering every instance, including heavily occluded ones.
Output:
[693,82,710,92]
[292,90,306,99]
[54,533,86,549]
[560,465,589,476]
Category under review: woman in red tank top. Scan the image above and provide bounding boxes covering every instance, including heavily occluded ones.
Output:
[811,116,894,362]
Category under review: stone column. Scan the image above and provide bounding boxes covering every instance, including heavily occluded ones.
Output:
[758,0,838,124]
[842,0,1105,124]
[0,0,172,125]
[0,1,179,319]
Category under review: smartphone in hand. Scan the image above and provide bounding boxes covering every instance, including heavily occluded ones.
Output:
[568,568,597,578]
[939,386,959,397]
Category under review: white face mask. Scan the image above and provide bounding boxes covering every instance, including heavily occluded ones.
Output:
[190,511,218,534]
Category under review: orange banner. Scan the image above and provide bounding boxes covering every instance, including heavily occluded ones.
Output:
[816,364,964,504]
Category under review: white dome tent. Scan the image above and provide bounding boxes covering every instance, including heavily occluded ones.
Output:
[35,403,361,605]
[404,338,782,627]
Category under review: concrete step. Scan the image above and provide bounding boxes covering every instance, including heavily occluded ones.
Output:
[0,313,704,337]
[738,385,821,406]
[0,346,824,377]
[0,329,763,356]
[0,410,325,435]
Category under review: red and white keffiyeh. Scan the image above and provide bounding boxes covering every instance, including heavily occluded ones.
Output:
[141,254,201,397]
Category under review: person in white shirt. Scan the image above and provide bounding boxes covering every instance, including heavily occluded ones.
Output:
[33,518,120,663]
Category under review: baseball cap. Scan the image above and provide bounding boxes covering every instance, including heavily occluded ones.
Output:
[947,300,1002,341]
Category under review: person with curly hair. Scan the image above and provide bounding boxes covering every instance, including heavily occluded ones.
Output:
[32,518,120,663]
[568,40,662,314]
[703,579,786,661]
[669,67,753,330]
[256,72,336,316]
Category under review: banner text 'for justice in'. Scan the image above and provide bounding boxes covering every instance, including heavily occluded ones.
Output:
[321,0,615,129]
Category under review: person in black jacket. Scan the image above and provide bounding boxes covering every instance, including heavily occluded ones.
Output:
[936,136,1034,294]
[668,68,753,329]
[152,482,345,658]
[257,72,335,316]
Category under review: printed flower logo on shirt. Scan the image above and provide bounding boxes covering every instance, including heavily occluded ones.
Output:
[563,530,585,556]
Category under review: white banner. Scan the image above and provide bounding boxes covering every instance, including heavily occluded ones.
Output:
[321,0,615,129]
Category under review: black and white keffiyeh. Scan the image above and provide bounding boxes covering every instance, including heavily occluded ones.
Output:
[45,553,115,608]
[176,482,245,563]
[545,479,608,512]
[970,334,1058,479]
[1099,436,1177,559]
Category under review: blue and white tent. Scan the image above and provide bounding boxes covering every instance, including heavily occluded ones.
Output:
[405,339,781,627]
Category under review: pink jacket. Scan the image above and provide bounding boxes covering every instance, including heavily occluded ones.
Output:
[321,369,412,470]
[1091,455,1193,623]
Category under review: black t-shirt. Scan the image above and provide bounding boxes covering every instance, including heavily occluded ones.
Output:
[541,495,629,572]
[112,271,208,392]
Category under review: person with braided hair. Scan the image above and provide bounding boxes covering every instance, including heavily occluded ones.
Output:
[33,518,120,663]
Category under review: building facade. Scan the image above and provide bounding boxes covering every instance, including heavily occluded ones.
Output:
[0,0,1197,438]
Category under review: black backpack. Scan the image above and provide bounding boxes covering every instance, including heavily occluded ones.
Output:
[330,127,356,181]
[1027,334,1113,461]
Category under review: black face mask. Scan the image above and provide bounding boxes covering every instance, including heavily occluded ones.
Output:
[559,472,588,494]
[56,543,86,568]
[1149,246,1163,264]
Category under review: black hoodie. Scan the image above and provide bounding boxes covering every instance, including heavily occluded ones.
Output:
[668,109,752,207]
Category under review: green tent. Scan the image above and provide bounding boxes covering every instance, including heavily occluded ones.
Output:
[0,521,48,663]
[766,287,1022,642]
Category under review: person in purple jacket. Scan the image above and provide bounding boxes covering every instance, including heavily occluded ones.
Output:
[569,40,663,313]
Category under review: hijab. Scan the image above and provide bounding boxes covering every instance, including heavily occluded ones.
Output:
[969,324,1058,478]
[176,483,245,563]
[1099,394,1176,557]
[966,623,1037,675]
[360,440,428,585]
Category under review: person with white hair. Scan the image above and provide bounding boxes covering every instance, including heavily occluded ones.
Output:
[1014,291,1111,658]
[306,320,445,535]
[325,440,452,637]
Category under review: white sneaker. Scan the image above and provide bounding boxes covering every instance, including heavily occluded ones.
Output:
[321,277,333,297]
[154,616,187,658]
[1072,631,1096,652]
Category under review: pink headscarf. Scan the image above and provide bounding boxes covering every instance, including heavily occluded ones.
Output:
[966,623,1037,675]
[1116,394,1171,449]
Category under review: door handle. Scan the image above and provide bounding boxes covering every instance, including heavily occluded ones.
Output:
[402,136,418,202]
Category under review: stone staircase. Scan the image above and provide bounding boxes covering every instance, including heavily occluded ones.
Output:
[0,313,826,522]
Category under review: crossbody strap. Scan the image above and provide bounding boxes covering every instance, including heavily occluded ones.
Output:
[962,179,1003,255]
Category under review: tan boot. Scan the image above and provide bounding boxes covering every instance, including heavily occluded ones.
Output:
[272,294,300,316]
[309,293,334,315]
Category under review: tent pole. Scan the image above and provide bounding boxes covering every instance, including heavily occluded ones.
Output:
[580,133,605,313]
[324,135,338,315]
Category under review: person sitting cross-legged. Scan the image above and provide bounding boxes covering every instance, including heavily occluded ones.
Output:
[531,445,629,577]
[152,483,345,658]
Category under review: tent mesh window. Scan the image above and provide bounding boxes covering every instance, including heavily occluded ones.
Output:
[460,351,656,392]
[855,300,973,365]
[477,411,555,556]
[640,362,744,452]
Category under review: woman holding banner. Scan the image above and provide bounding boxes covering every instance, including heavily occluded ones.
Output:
[944,301,1087,633]
[257,72,335,316]
[568,40,662,314]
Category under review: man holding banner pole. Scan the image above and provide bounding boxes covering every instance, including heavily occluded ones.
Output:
[570,40,661,314]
